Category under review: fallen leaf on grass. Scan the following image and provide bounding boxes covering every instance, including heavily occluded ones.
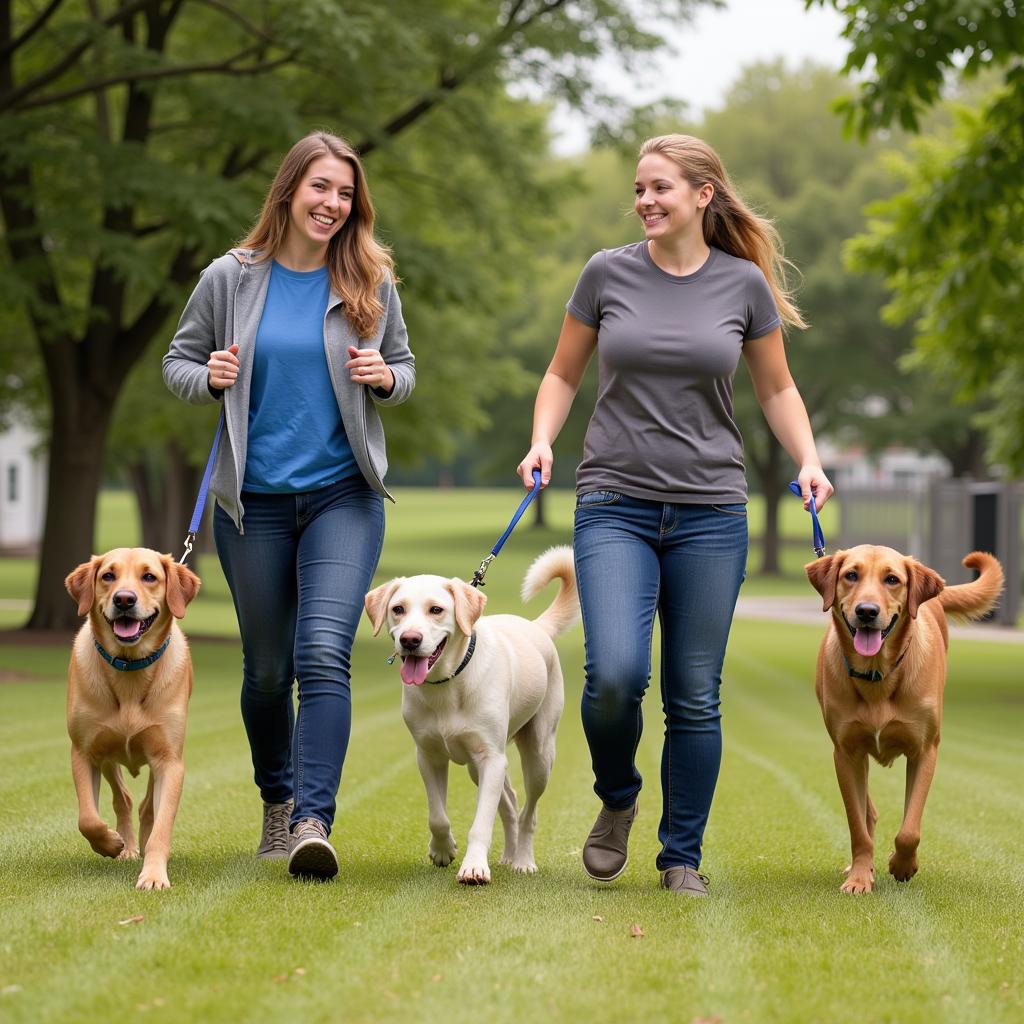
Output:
[118,916,144,926]
[629,923,644,938]
[691,1017,723,1024]
[272,974,289,984]
[592,915,603,922]
[293,968,306,977]
[431,974,443,983]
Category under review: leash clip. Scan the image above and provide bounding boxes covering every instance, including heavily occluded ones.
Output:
[470,554,496,589]
[385,653,397,665]
[179,532,195,565]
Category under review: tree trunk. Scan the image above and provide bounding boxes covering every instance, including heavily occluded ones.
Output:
[532,485,546,528]
[26,400,113,631]
[758,440,785,576]
[128,442,203,556]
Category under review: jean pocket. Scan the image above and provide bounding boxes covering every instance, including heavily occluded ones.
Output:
[710,503,748,517]
[576,489,622,508]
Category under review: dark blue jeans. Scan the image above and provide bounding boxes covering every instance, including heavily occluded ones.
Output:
[213,475,385,831]
[573,490,748,870]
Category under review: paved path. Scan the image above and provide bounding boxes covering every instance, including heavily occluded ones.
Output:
[734,595,1024,644]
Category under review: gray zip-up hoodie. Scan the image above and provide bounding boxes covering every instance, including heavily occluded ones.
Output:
[162,248,415,531]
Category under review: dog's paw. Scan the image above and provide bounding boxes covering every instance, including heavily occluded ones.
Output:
[135,865,171,890]
[116,843,140,861]
[456,857,491,885]
[888,851,918,882]
[86,828,125,859]
[510,857,537,875]
[429,834,457,867]
[840,867,874,894]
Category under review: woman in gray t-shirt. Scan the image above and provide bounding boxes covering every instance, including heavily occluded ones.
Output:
[517,133,833,896]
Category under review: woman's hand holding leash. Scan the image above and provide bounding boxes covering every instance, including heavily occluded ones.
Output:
[517,442,553,489]
[796,464,834,511]
[347,345,394,394]
[208,344,239,391]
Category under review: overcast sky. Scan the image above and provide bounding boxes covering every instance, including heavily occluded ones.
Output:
[551,0,852,152]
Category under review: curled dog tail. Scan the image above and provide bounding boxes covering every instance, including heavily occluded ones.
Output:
[937,551,1005,623]
[522,545,580,638]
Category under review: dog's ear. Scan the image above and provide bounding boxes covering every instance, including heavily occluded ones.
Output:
[65,557,101,617]
[165,558,202,619]
[906,559,944,619]
[446,580,487,636]
[364,579,403,636]
[805,553,841,612]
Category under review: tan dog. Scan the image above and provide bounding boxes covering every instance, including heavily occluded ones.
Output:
[364,546,578,885]
[805,546,1003,894]
[65,548,201,890]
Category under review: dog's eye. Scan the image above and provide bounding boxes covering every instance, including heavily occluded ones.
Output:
[142,572,157,583]
[392,604,404,617]
[844,571,858,582]
[884,574,900,586]
[101,571,115,582]
[429,606,443,615]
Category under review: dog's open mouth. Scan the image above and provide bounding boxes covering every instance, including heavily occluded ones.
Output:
[105,611,158,646]
[400,638,447,687]
[848,613,899,658]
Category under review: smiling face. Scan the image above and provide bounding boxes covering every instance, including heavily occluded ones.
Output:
[66,548,201,651]
[634,153,711,243]
[806,545,944,659]
[286,154,355,254]
[364,575,487,687]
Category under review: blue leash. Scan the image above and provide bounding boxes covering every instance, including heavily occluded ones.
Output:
[180,413,225,565]
[788,480,826,558]
[470,469,543,587]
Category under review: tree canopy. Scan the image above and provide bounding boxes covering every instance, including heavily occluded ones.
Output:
[812,0,1024,473]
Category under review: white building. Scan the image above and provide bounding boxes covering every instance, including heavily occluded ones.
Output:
[0,420,47,551]
[818,440,950,492]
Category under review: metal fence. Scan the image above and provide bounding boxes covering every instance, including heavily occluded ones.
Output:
[835,480,1023,626]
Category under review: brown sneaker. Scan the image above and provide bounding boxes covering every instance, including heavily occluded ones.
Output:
[287,818,338,880]
[582,800,637,881]
[257,800,293,860]
[660,866,709,896]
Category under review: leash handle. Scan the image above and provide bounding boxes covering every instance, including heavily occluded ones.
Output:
[181,412,225,564]
[470,469,543,588]
[788,480,826,558]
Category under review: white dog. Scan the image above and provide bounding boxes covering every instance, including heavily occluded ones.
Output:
[364,546,578,885]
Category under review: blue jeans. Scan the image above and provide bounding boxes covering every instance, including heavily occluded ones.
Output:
[213,475,385,831]
[573,490,748,870]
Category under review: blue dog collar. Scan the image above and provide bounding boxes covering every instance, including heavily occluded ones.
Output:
[94,635,171,672]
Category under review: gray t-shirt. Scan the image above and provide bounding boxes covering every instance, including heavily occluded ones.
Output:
[566,242,781,504]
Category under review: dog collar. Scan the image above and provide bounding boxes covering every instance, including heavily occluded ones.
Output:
[843,640,911,683]
[428,632,477,685]
[94,636,170,672]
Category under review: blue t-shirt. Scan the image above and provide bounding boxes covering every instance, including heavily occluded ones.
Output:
[242,262,357,493]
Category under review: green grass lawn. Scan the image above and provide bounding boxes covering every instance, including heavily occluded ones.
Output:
[0,489,1021,1023]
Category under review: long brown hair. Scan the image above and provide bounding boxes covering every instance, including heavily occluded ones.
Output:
[639,134,806,329]
[239,132,394,337]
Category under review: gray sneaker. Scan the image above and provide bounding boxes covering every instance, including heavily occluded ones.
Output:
[660,866,709,897]
[287,817,338,880]
[582,800,637,881]
[257,800,293,860]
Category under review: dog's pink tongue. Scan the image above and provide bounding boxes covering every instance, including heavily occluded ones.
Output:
[854,628,883,657]
[400,656,429,686]
[113,618,139,640]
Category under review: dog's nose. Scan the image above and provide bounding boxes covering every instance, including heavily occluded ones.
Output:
[113,590,137,610]
[855,602,880,623]
[399,631,423,651]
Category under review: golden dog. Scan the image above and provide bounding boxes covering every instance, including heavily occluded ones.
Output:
[65,548,200,890]
[805,546,1003,893]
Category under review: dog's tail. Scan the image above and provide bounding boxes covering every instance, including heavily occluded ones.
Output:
[522,545,580,638]
[937,551,1004,623]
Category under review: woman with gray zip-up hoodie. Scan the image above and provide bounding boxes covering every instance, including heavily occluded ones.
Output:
[163,132,415,880]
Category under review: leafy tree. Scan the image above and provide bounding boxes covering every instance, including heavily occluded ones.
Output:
[811,0,1024,473]
[0,0,712,630]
